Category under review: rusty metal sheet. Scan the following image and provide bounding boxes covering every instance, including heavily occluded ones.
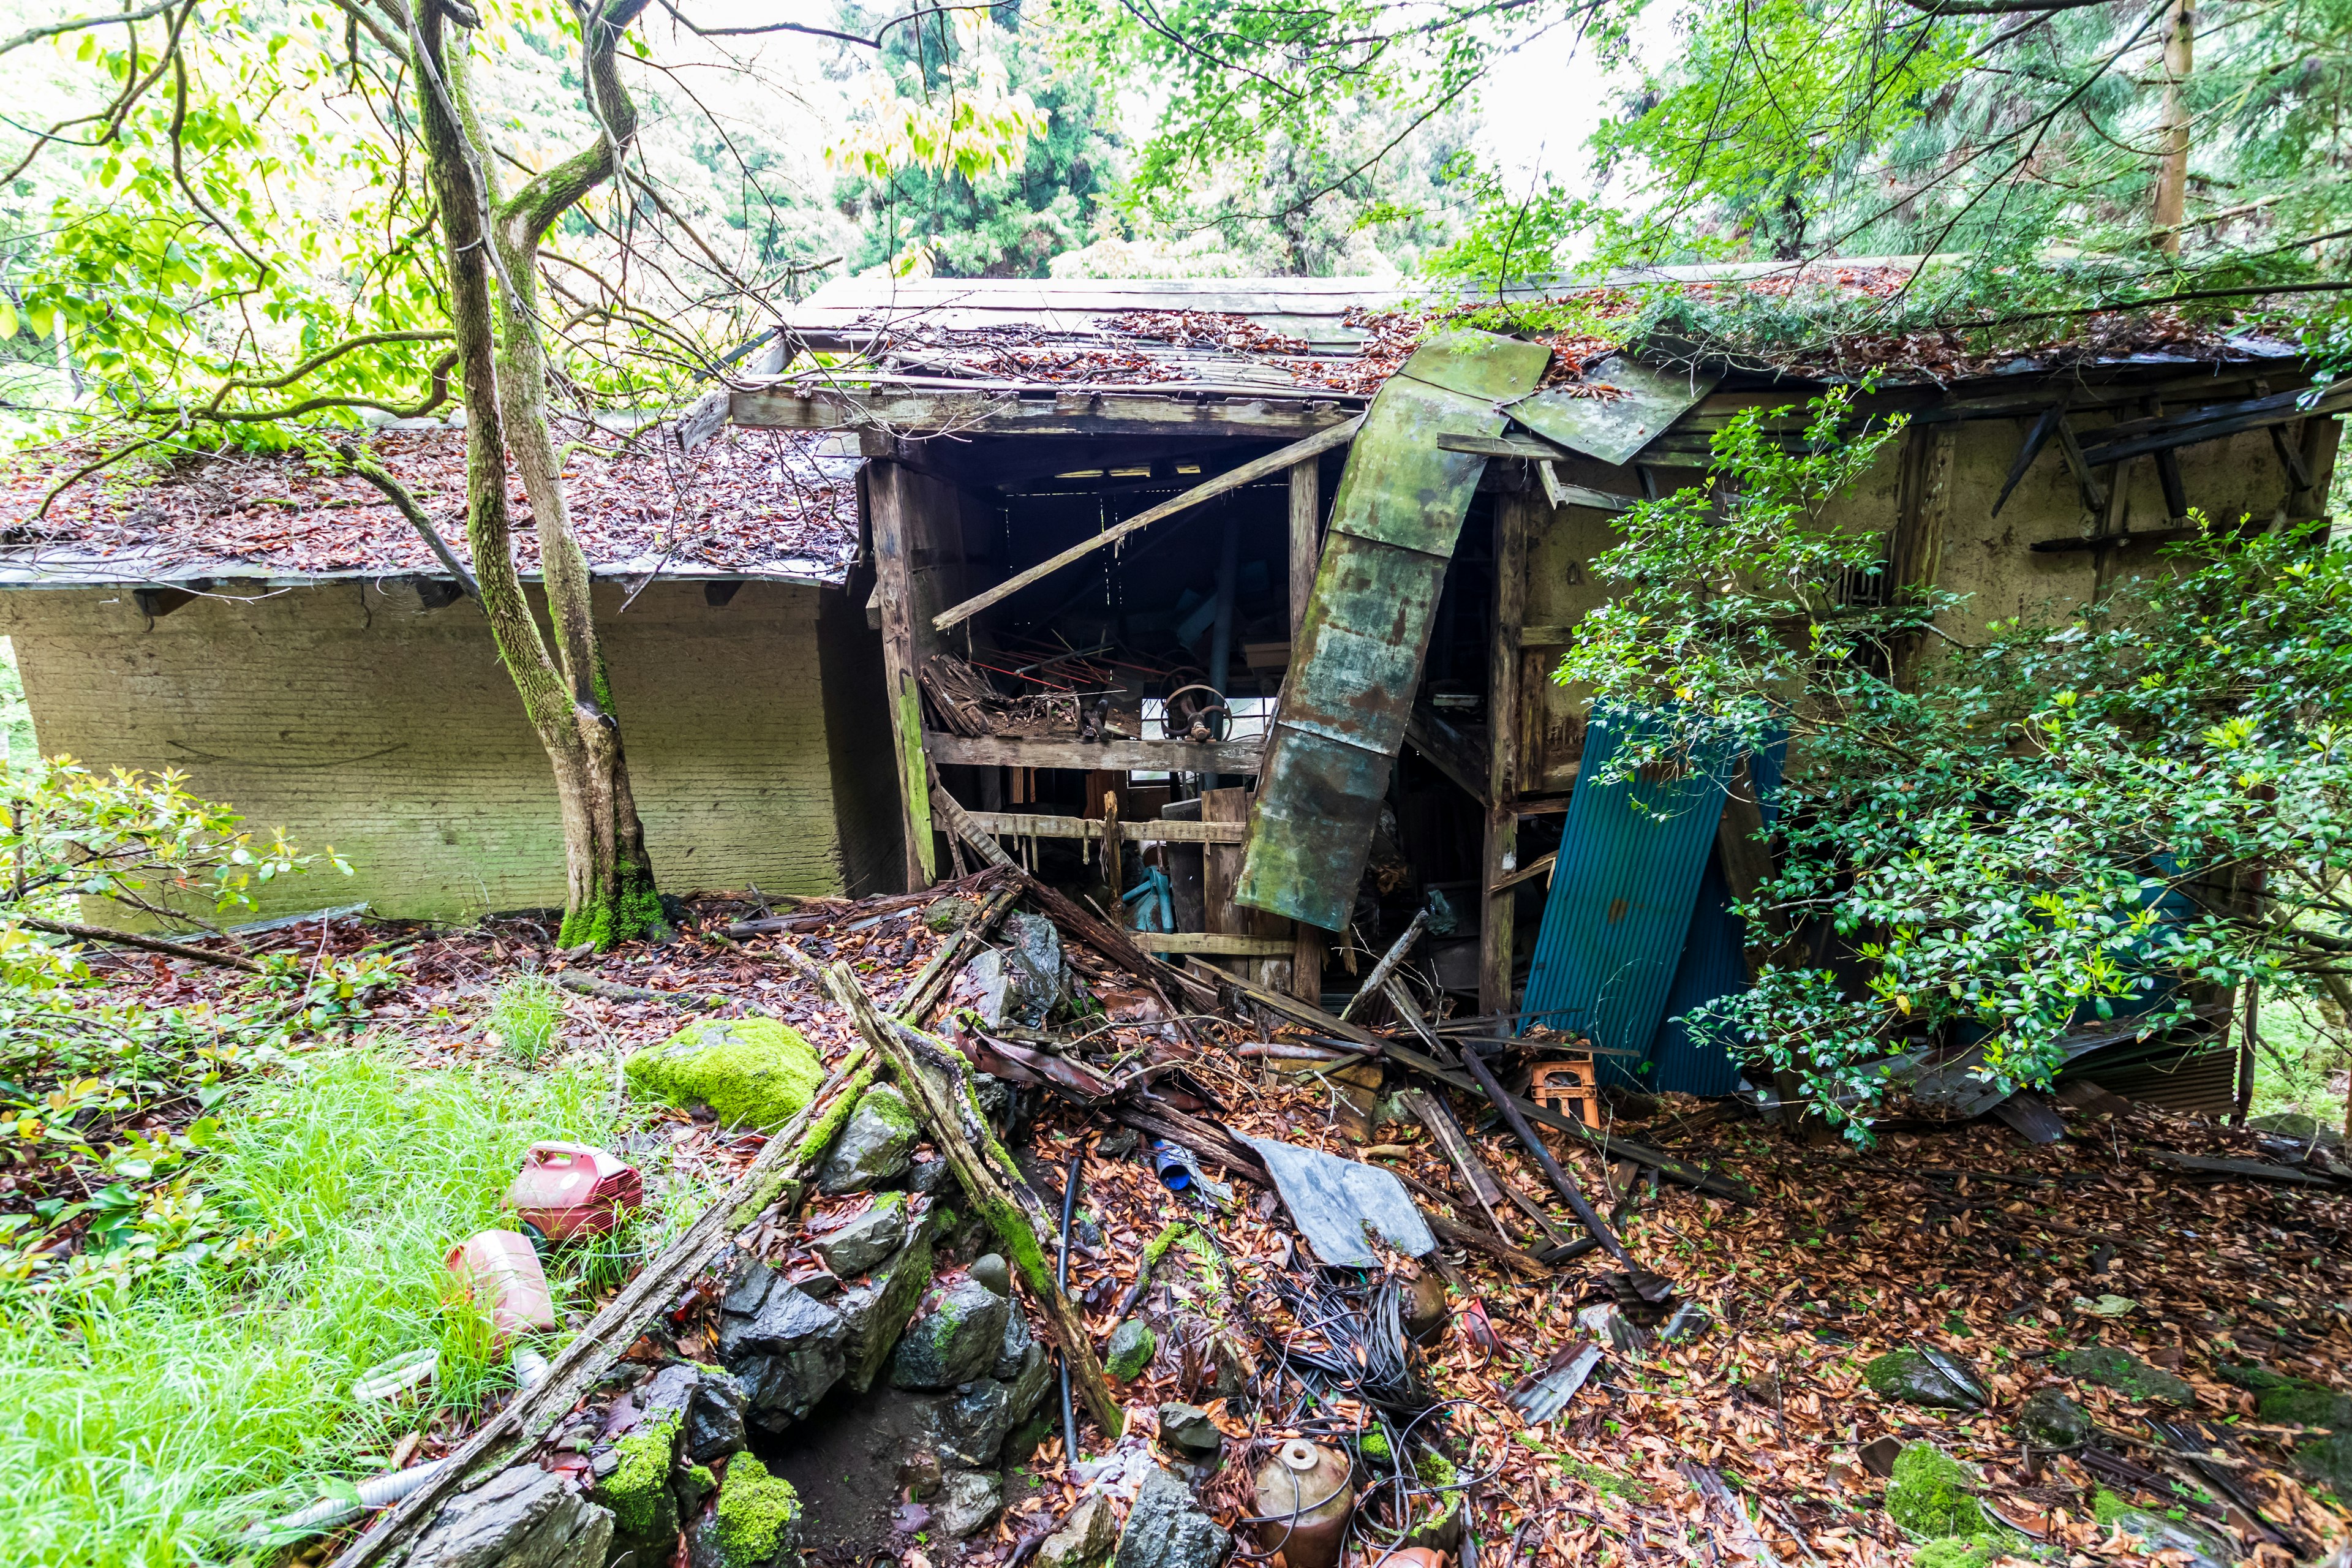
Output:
[1504,356,1719,467]
[1238,329,1550,930]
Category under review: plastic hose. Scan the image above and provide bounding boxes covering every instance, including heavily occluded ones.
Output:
[246,1457,450,1544]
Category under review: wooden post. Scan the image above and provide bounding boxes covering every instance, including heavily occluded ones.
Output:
[1481,492,1531,1019]
[1287,455,1327,1001]
[1205,786,1291,993]
[1887,424,1956,689]
[869,462,937,889]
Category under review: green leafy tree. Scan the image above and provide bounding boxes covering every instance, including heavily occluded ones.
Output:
[1558,389,2352,1139]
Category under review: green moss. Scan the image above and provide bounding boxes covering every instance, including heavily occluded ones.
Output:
[1106,1319,1156,1381]
[602,1417,680,1541]
[1557,1457,1651,1502]
[791,1063,876,1163]
[559,858,668,950]
[714,1453,801,1568]
[625,1017,824,1130]
[864,1083,920,1133]
[2092,1488,2131,1527]
[2054,1346,2195,1404]
[1885,1442,1986,1539]
[1915,1537,1994,1568]
[690,1464,716,1489]
[1360,1431,1393,1461]
[2256,1384,2352,1430]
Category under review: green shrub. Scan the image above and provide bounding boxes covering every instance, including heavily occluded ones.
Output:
[488,972,566,1066]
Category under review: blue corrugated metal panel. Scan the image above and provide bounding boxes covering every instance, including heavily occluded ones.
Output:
[1520,711,1734,1069]
[1640,739,1787,1096]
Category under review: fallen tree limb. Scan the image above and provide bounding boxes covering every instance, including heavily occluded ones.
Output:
[15,914,267,974]
[821,960,1126,1440]
[328,1044,875,1568]
[552,971,741,1011]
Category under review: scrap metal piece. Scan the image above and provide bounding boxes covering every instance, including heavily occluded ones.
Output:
[1243,1136,1438,1268]
[1507,1341,1602,1424]
[1504,356,1718,467]
[1239,330,1552,930]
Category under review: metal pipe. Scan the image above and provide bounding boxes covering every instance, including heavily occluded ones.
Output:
[1057,1150,1083,1464]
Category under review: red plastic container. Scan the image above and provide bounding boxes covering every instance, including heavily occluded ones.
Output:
[502,1141,643,1242]
[445,1229,557,1344]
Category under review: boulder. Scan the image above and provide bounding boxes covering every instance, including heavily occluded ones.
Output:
[587,1411,680,1564]
[634,1364,750,1466]
[409,1464,614,1568]
[1106,1319,1157,1382]
[687,1453,801,1568]
[1158,1403,1222,1458]
[893,1279,1009,1390]
[2296,1431,2352,1496]
[1006,1340,1054,1425]
[2018,1387,2094,1449]
[1038,1494,1120,1568]
[1112,1466,1231,1568]
[817,1085,922,1194]
[625,1018,824,1131]
[925,897,981,933]
[935,1469,1005,1539]
[1863,1349,1980,1410]
[835,1220,935,1393]
[715,1271,848,1429]
[2056,1346,2196,1406]
[2256,1382,2352,1431]
[932,1378,1015,1468]
[966,913,1066,1028]
[810,1193,914,1279]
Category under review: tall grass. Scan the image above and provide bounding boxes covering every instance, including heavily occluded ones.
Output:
[0,1047,711,1567]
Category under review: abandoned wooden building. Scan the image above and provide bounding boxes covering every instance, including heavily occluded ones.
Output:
[3,270,2339,1110]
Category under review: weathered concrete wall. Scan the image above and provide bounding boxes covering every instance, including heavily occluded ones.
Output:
[0,578,894,918]
[1514,409,2343,786]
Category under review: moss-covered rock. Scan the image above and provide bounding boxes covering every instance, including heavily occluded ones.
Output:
[2256,1382,2352,1431]
[625,1017,824,1131]
[1914,1539,1992,1568]
[590,1415,681,1559]
[892,1278,1009,1390]
[2296,1431,2352,1496]
[2056,1346,2196,1406]
[1885,1443,1985,1539]
[1106,1319,1156,1382]
[1864,1349,1980,1409]
[2018,1387,2094,1449]
[2093,1489,2233,1568]
[816,1082,922,1194]
[699,1453,801,1568]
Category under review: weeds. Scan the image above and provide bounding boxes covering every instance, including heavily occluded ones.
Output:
[488,971,567,1067]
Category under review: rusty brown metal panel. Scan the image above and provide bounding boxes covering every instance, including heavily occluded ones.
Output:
[1237,330,1551,930]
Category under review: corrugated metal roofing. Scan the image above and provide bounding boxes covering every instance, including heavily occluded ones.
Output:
[1519,710,1736,1065]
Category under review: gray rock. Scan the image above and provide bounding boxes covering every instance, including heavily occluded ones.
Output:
[409,1465,614,1568]
[970,1252,1012,1297]
[1158,1403,1222,1457]
[992,1302,1033,1379]
[1006,1340,1053,1425]
[1106,1319,1156,1382]
[2057,1346,2196,1406]
[835,1220,935,1393]
[1038,1494,1119,1568]
[2101,1502,2234,1568]
[973,1073,1014,1126]
[1863,1349,1981,1410]
[718,1281,848,1429]
[893,1279,1009,1390]
[811,1193,913,1278]
[933,1377,1015,1468]
[634,1364,750,1464]
[935,1469,1005,1539]
[908,1155,951,1194]
[1113,1466,1230,1568]
[2019,1387,2094,1448]
[817,1084,922,1194]
[967,913,1066,1027]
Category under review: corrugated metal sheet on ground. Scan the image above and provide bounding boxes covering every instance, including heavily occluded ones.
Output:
[1520,710,1737,1069]
[1639,740,1785,1096]
[1238,329,1552,931]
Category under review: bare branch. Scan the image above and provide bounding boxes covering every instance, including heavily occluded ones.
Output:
[0,1,178,60]
[335,440,483,605]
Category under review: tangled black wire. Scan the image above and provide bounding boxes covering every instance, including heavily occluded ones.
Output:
[1271,1270,1434,1422]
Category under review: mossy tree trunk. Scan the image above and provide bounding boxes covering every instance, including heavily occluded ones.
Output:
[410,0,664,949]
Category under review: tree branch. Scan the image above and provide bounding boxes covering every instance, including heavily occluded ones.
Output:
[13,914,266,974]
[0,1,178,59]
[334,440,483,604]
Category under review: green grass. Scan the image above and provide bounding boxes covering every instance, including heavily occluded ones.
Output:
[488,972,567,1067]
[0,1046,712,1567]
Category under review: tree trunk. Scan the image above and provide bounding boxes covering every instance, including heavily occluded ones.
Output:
[2152,0,2193,253]
[418,4,665,950]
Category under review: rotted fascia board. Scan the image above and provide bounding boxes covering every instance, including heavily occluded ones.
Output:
[1237,330,1552,931]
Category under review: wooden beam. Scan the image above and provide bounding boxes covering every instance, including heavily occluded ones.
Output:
[960,809,1248,843]
[731,383,1360,441]
[2052,416,2109,514]
[931,416,1363,633]
[1989,404,2063,518]
[869,464,936,888]
[1487,851,1558,896]
[2075,379,2352,469]
[1887,421,1956,688]
[1483,491,1532,1017]
[1403,701,1490,809]
[1133,932,1298,956]
[1287,454,1327,1003]
[923,730,1261,775]
[1436,434,1641,510]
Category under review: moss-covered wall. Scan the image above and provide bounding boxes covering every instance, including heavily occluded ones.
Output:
[0,578,895,919]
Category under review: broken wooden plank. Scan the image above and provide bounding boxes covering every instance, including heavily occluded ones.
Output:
[2147,1150,2340,1187]
[1990,404,2065,518]
[932,417,1363,632]
[956,810,1249,844]
[1132,932,1297,956]
[732,383,1358,440]
[925,731,1262,775]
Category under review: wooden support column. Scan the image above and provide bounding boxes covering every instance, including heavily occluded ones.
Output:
[1481,492,1532,1018]
[1287,455,1326,1001]
[867,462,937,890]
[1206,786,1292,993]
[1886,421,1955,690]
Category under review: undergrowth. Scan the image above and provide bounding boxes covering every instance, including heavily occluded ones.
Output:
[0,1046,709,1568]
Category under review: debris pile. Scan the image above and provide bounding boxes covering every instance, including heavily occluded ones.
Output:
[162,877,2348,1568]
